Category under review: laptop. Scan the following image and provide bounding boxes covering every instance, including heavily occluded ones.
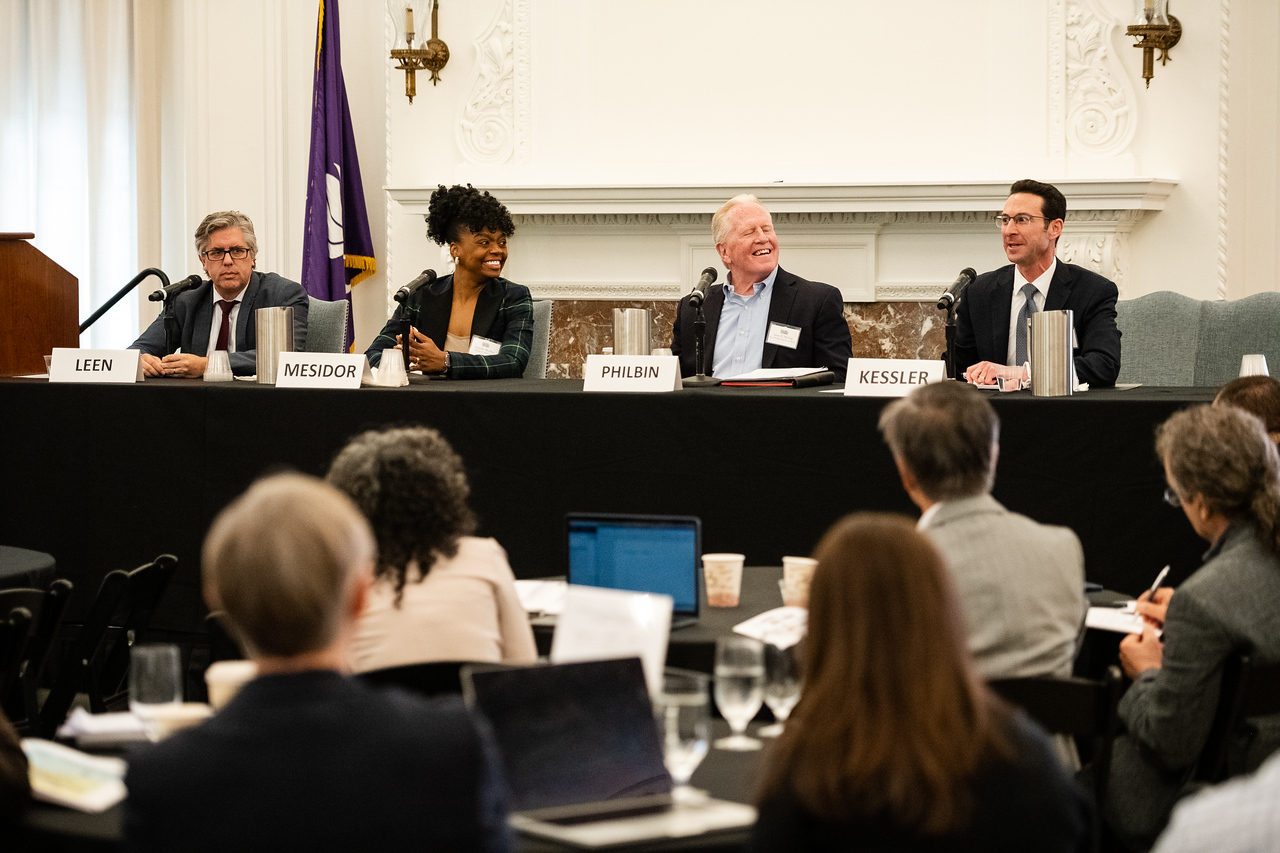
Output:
[566,513,701,629]
[462,657,756,848]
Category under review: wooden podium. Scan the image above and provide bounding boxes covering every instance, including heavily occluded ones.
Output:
[0,233,78,377]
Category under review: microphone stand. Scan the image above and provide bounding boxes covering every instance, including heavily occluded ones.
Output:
[684,299,722,387]
[943,299,959,379]
[78,268,171,336]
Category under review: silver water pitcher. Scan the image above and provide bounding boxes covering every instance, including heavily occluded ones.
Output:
[612,308,653,356]
[255,306,295,385]
[1029,309,1074,397]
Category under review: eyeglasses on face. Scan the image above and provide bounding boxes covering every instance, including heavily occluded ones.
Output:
[202,247,251,261]
[1163,487,1182,508]
[993,214,1050,229]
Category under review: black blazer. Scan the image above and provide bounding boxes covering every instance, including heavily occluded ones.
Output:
[953,261,1122,387]
[123,670,511,853]
[670,267,852,381]
[129,272,309,376]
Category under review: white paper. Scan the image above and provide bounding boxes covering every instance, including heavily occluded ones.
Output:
[1085,606,1146,635]
[274,352,364,388]
[722,367,826,381]
[49,348,143,384]
[514,579,567,615]
[550,585,672,696]
[843,358,946,397]
[22,738,127,813]
[733,607,808,650]
[583,355,682,393]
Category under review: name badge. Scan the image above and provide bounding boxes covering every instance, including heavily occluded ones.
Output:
[843,358,946,397]
[468,336,501,356]
[274,352,364,389]
[765,322,801,350]
[583,355,682,393]
[49,349,143,384]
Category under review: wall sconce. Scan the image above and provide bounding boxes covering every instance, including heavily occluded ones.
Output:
[1126,0,1181,88]
[387,0,449,103]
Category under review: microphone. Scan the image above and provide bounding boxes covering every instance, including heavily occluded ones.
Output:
[393,269,437,305]
[688,267,718,309]
[148,275,203,303]
[936,267,977,311]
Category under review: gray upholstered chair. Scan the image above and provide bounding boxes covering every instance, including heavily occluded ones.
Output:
[1115,291,1280,386]
[305,296,349,353]
[522,299,553,379]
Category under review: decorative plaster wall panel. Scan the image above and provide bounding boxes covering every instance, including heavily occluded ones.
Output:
[456,0,516,164]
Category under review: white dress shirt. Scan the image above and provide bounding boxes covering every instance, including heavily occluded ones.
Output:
[1005,258,1056,367]
[205,298,242,356]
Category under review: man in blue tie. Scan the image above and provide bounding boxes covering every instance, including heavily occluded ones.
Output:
[954,179,1121,388]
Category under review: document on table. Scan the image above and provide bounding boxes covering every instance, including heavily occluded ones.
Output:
[514,579,567,616]
[22,738,127,812]
[1085,606,1147,635]
[733,607,808,649]
[720,367,827,381]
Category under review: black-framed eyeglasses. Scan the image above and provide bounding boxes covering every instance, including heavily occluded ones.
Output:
[1163,487,1182,508]
[994,214,1050,229]
[202,247,251,261]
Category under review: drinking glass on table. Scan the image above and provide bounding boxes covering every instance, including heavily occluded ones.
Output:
[130,643,183,739]
[655,670,710,802]
[759,642,801,737]
[713,635,764,751]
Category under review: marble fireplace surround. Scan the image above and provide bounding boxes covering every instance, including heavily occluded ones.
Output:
[387,180,1175,377]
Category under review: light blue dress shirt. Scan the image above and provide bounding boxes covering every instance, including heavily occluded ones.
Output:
[711,266,779,378]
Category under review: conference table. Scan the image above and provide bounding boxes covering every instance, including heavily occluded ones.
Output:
[0,376,1214,635]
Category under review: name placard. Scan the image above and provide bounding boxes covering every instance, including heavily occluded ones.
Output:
[843,358,946,397]
[274,352,364,389]
[583,355,682,393]
[49,349,143,384]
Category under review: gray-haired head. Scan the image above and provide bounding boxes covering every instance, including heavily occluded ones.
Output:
[712,194,769,246]
[878,382,1001,502]
[194,211,259,256]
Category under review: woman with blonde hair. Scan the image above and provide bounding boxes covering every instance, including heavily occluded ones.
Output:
[751,513,1090,852]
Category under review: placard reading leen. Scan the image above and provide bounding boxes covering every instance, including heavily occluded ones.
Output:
[583,355,682,393]
[274,352,364,389]
[843,358,946,397]
[49,349,143,384]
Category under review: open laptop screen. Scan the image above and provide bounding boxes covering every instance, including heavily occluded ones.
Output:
[567,514,700,616]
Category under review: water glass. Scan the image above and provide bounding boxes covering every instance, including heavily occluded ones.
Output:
[130,643,183,719]
[379,348,408,386]
[655,670,710,802]
[759,642,802,737]
[204,350,233,382]
[713,635,764,751]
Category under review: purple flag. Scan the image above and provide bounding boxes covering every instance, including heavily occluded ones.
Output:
[302,0,375,350]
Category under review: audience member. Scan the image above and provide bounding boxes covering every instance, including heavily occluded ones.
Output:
[130,210,308,377]
[366,184,532,378]
[124,473,511,852]
[879,381,1086,680]
[1151,749,1280,853]
[0,707,28,825]
[1103,405,1280,848]
[670,194,852,381]
[327,427,536,671]
[1215,374,1280,444]
[751,513,1091,853]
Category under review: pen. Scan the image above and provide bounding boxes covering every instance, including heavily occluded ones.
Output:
[1144,564,1171,602]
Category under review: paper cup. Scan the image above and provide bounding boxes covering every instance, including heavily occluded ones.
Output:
[702,553,745,607]
[134,702,213,740]
[205,660,257,711]
[782,556,818,608]
[1240,354,1270,378]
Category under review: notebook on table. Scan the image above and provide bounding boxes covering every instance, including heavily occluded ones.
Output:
[566,513,702,629]
[461,657,755,848]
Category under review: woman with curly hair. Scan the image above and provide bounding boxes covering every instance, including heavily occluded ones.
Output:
[366,184,532,379]
[326,426,537,670]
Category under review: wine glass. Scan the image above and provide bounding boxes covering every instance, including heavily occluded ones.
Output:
[655,670,710,802]
[759,642,801,737]
[713,635,764,751]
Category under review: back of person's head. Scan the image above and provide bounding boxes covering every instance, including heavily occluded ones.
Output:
[759,513,1009,835]
[1157,404,1280,552]
[1215,375,1280,439]
[203,473,374,658]
[878,381,1000,501]
[326,427,477,602]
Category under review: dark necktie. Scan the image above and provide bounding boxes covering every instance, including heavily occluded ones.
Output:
[215,301,235,352]
[1014,283,1039,368]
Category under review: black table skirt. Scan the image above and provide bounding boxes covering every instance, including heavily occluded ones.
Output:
[0,377,1214,633]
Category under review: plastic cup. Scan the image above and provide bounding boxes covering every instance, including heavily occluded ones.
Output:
[1240,354,1270,378]
[204,350,233,382]
[703,554,745,607]
[204,659,257,711]
[43,355,52,374]
[379,349,408,386]
[782,557,818,608]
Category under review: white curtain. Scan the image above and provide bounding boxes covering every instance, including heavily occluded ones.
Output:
[0,0,137,348]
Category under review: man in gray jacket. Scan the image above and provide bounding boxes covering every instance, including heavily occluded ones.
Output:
[879,381,1087,680]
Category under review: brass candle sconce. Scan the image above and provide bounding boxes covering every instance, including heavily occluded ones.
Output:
[1126,0,1182,89]
[388,0,450,103]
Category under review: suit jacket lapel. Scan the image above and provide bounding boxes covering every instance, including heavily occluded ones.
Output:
[701,285,726,374]
[1043,260,1074,312]
[990,267,1014,361]
[763,268,796,368]
[187,282,216,355]
[235,272,263,351]
[470,278,503,340]
[415,276,454,349]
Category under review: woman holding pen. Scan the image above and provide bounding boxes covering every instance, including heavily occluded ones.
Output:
[1103,405,1280,849]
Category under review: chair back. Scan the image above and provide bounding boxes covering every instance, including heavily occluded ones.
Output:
[1193,292,1280,386]
[357,661,468,698]
[1196,652,1280,783]
[95,554,180,710]
[1115,291,1201,386]
[989,665,1124,807]
[0,579,72,735]
[305,296,350,353]
[40,569,129,732]
[0,606,33,704]
[523,299,553,379]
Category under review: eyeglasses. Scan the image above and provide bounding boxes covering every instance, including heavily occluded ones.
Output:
[202,247,251,261]
[994,214,1050,229]
[1163,487,1182,508]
